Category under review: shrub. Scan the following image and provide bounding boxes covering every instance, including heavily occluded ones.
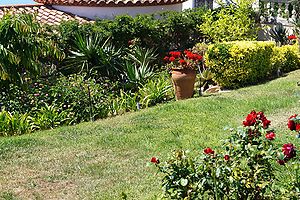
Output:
[0,13,61,83]
[205,41,275,88]
[200,4,257,42]
[271,44,300,73]
[50,74,110,123]
[151,111,279,199]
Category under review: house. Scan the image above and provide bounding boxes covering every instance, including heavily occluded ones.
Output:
[0,0,215,24]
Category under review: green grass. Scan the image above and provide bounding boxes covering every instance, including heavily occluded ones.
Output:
[1,71,300,199]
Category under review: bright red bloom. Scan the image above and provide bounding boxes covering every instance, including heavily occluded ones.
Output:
[282,143,296,159]
[169,51,181,58]
[224,155,230,161]
[243,111,257,126]
[179,59,186,65]
[288,35,297,40]
[277,159,285,165]
[204,147,214,155]
[265,132,276,140]
[169,57,176,62]
[150,157,159,164]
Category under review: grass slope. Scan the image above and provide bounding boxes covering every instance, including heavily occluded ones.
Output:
[1,71,300,199]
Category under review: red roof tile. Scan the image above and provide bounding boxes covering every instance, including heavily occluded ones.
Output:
[0,4,89,25]
[34,0,187,7]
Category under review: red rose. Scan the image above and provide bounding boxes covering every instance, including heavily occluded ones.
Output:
[204,147,214,155]
[243,111,257,126]
[277,159,285,165]
[169,57,176,62]
[288,120,296,131]
[282,143,296,159]
[265,132,275,140]
[179,59,186,65]
[262,118,271,129]
[224,155,230,161]
[296,124,300,131]
[150,157,159,164]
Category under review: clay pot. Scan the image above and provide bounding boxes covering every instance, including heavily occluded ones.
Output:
[171,68,196,100]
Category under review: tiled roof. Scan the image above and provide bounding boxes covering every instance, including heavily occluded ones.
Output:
[34,0,187,7]
[0,4,89,25]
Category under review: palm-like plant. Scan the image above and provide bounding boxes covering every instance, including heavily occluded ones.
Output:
[269,23,288,46]
[123,46,157,89]
[0,12,59,83]
[64,33,123,80]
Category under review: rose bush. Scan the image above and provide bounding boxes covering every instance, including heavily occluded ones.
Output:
[151,111,300,199]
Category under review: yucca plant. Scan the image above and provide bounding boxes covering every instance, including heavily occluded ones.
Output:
[64,33,123,80]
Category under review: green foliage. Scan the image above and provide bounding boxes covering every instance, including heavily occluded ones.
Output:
[0,13,60,83]
[62,8,207,57]
[269,24,288,46]
[271,44,300,73]
[139,73,173,108]
[64,33,124,80]
[200,5,257,42]
[123,46,156,89]
[0,110,33,136]
[32,104,71,130]
[153,111,277,199]
[50,74,110,123]
[206,41,275,88]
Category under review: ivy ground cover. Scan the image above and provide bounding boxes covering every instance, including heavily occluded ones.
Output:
[1,70,300,199]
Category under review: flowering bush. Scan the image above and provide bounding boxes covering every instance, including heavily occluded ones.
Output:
[151,111,300,199]
[163,50,203,70]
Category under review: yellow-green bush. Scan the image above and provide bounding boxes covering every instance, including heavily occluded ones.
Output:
[271,44,300,73]
[205,41,300,88]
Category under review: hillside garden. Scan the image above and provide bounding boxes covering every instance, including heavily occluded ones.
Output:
[1,0,300,199]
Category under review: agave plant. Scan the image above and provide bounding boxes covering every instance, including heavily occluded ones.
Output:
[269,23,288,46]
[123,46,157,89]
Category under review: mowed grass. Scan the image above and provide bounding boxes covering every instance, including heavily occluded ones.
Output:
[1,71,300,199]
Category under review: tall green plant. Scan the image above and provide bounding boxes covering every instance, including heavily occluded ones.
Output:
[0,13,60,83]
[65,33,124,80]
[200,4,257,42]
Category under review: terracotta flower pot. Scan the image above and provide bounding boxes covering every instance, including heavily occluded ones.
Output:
[171,68,196,100]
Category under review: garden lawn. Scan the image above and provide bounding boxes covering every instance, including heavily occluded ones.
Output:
[1,70,300,199]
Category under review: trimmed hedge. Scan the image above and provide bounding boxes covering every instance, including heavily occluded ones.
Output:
[205,41,300,88]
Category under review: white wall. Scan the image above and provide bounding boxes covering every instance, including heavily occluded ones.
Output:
[182,0,194,10]
[53,4,186,19]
